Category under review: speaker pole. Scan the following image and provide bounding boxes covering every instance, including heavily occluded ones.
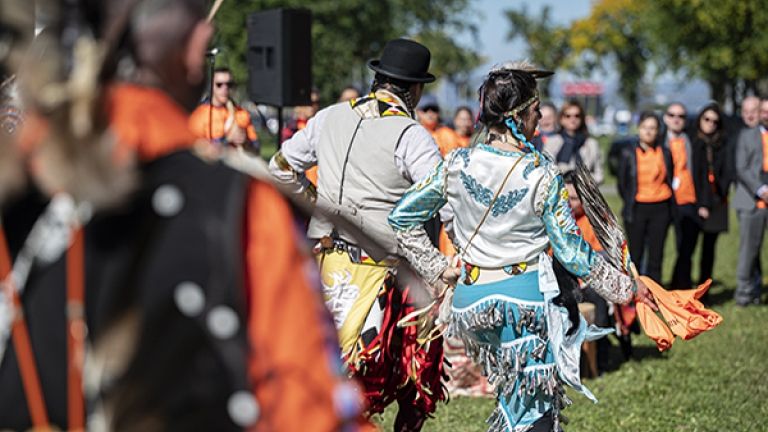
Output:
[206,49,218,146]
[277,106,284,149]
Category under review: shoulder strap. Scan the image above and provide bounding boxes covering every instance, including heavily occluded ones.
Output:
[461,152,526,257]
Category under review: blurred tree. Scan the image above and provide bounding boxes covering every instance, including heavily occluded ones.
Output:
[568,0,653,110]
[646,0,768,107]
[212,0,481,105]
[505,5,570,99]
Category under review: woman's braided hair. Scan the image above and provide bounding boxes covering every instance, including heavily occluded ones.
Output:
[478,64,538,131]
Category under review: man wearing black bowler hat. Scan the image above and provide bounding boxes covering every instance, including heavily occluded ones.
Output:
[270,38,447,430]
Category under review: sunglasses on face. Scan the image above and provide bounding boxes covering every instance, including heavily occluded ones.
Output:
[421,106,439,113]
[215,81,235,88]
[702,116,719,125]
[665,112,685,119]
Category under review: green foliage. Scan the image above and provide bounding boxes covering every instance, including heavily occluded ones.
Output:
[505,5,571,98]
[568,0,653,110]
[645,0,768,103]
[378,194,768,431]
[212,0,482,105]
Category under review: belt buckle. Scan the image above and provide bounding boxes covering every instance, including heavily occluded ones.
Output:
[347,244,362,263]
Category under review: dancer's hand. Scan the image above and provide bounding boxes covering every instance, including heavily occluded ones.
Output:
[635,278,658,311]
[439,266,461,287]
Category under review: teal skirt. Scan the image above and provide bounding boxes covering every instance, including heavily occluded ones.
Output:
[449,271,561,432]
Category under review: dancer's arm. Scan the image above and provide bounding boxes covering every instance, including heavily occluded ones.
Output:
[389,158,451,288]
[536,167,635,304]
[268,108,328,196]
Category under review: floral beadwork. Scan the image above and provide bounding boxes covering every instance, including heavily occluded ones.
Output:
[523,161,535,180]
[460,171,529,217]
[492,188,529,216]
[461,171,493,206]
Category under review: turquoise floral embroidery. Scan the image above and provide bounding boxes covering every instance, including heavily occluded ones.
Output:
[456,147,471,168]
[460,171,492,205]
[540,173,598,277]
[523,162,535,180]
[493,188,529,216]
[389,161,448,231]
[460,171,529,216]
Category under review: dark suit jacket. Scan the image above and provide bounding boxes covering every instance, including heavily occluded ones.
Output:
[733,127,766,210]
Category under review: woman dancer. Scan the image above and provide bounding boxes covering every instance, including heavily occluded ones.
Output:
[388,64,654,431]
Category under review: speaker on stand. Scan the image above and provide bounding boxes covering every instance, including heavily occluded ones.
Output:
[246,8,312,147]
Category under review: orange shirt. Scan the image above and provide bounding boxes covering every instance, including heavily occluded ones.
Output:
[668,135,696,205]
[762,129,768,172]
[432,126,468,157]
[635,146,672,203]
[108,84,198,162]
[575,214,603,251]
[188,103,258,143]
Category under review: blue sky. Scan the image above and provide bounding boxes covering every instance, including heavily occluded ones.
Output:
[441,0,711,112]
[472,0,592,68]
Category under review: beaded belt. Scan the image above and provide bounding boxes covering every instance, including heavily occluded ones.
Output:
[462,261,539,285]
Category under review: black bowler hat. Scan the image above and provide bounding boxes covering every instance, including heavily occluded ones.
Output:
[368,38,436,84]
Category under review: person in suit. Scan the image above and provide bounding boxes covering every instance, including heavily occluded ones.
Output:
[732,98,768,306]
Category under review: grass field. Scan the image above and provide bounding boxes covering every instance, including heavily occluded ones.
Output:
[377,194,768,431]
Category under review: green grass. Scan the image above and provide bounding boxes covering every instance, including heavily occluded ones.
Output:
[376,194,768,431]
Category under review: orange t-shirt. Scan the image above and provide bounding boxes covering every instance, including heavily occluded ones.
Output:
[635,146,673,203]
[762,129,768,172]
[575,214,603,251]
[188,103,258,142]
[432,126,468,157]
[759,130,768,209]
[668,136,696,205]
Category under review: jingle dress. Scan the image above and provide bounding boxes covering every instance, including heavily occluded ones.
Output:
[389,143,636,431]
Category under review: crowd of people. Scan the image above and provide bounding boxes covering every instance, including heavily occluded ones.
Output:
[0,1,754,431]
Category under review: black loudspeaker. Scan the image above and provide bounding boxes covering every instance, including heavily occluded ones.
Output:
[246,9,312,107]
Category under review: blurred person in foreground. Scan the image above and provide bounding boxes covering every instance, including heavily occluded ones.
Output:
[389,62,652,431]
[690,103,732,296]
[732,97,768,306]
[0,1,367,430]
[543,100,604,184]
[617,112,674,284]
[269,38,446,431]
[188,66,260,154]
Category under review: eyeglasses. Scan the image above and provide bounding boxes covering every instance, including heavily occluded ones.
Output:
[215,81,235,88]
[665,112,685,119]
[421,106,440,113]
[702,116,719,125]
